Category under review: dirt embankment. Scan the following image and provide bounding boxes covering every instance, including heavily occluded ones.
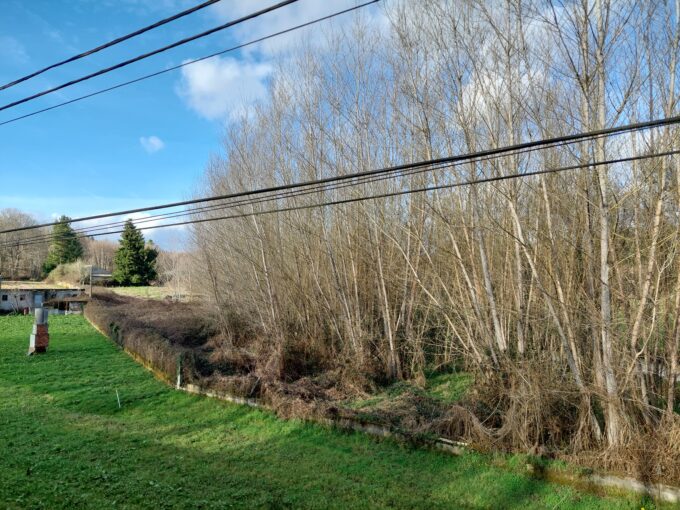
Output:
[85,292,463,440]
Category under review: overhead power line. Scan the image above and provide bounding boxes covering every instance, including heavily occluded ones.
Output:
[2,131,621,247]
[0,0,381,128]
[0,0,299,114]
[3,150,678,249]
[9,158,455,246]
[0,155,500,246]
[1,113,679,237]
[0,0,221,92]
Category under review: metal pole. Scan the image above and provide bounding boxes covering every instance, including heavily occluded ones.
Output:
[176,353,183,389]
[89,265,93,297]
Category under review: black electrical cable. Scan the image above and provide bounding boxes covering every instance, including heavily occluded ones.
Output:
[13,150,678,247]
[0,0,222,92]
[3,156,466,246]
[0,0,299,113]
[3,131,619,246]
[5,149,677,249]
[0,0,381,128]
[1,113,676,236]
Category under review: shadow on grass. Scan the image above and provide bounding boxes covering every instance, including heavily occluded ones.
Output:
[1,397,563,510]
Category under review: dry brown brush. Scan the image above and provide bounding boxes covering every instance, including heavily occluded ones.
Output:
[92,0,680,485]
[185,0,680,484]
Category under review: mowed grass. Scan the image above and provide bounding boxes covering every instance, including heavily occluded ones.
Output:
[0,316,661,509]
[104,286,171,300]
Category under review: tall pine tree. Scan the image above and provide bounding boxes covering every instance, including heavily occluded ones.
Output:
[43,215,83,275]
[112,220,158,286]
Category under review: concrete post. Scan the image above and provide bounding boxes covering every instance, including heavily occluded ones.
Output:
[28,307,49,355]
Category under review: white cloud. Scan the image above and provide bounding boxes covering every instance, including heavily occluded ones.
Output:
[139,135,165,154]
[176,0,388,123]
[210,0,388,57]
[176,57,272,121]
[0,36,29,63]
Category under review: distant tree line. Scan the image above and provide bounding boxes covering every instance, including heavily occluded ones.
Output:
[0,209,48,280]
[42,215,83,275]
[0,210,158,286]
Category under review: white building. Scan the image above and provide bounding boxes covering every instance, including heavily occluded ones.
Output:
[0,284,85,313]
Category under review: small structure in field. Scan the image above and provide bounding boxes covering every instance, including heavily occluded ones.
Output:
[87,265,113,297]
[28,308,49,355]
[44,295,89,314]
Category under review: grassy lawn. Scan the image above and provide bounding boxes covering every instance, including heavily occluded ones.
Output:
[0,315,662,509]
[103,286,171,300]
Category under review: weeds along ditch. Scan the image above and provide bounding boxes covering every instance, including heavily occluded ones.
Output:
[86,297,380,431]
[85,293,476,442]
[84,292,680,494]
[85,293,509,479]
[2,313,662,509]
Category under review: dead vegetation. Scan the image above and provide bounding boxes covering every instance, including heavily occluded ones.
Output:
[86,291,680,486]
[87,0,680,488]
[181,0,680,488]
[86,292,216,381]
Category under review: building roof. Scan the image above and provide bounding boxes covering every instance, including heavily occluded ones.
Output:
[0,281,84,291]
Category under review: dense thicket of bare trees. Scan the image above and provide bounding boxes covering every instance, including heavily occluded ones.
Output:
[192,0,680,460]
[81,238,117,272]
[157,250,195,299]
[0,209,48,279]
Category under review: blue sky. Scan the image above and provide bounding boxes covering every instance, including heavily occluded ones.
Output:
[0,0,380,247]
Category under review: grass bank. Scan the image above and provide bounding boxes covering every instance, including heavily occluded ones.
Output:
[0,315,661,509]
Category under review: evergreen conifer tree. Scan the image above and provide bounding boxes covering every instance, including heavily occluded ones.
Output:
[112,220,158,285]
[43,215,83,275]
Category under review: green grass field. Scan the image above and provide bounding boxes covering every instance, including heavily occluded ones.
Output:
[103,286,172,300]
[0,315,661,509]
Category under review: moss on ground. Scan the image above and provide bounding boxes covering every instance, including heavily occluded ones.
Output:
[346,371,473,412]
